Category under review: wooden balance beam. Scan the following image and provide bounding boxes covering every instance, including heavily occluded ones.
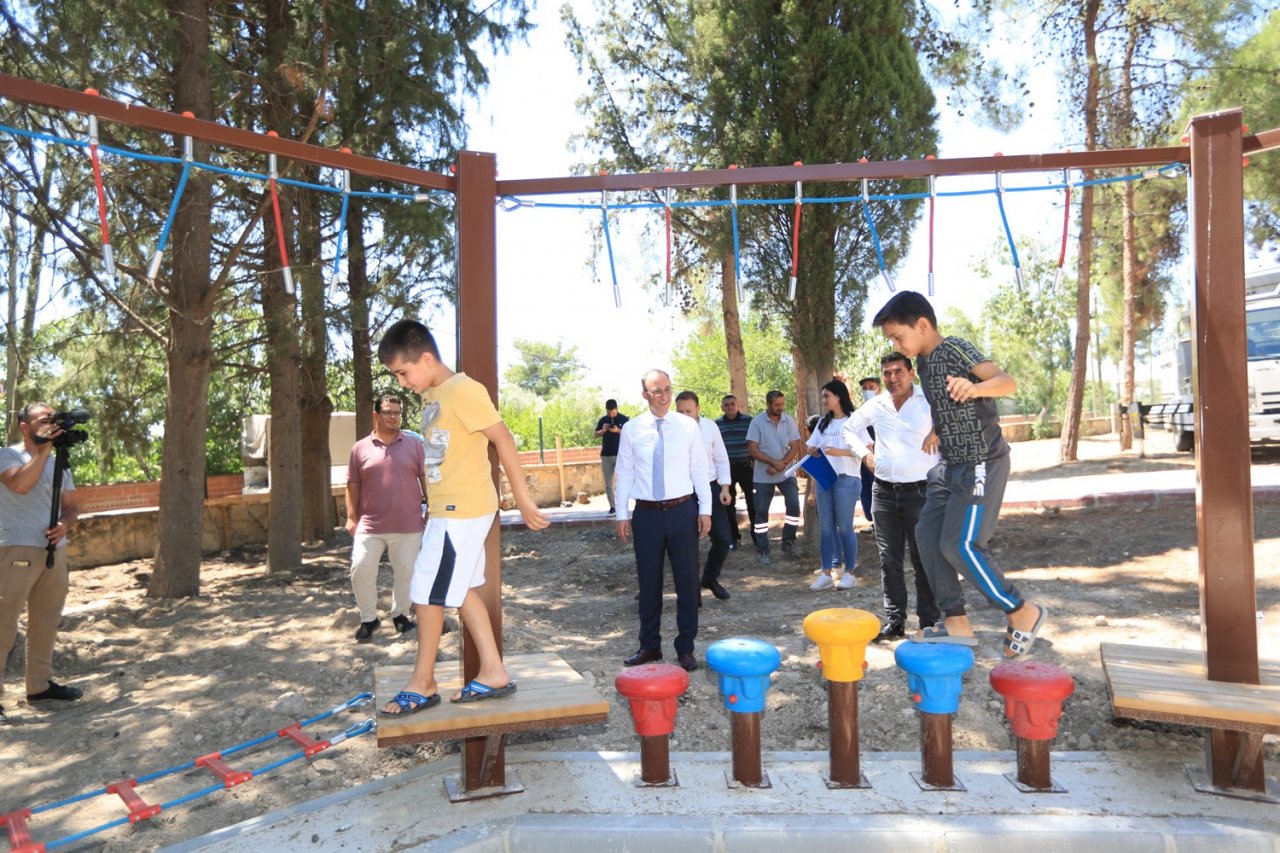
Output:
[374,652,609,748]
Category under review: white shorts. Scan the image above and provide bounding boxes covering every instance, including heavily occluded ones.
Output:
[410,514,494,607]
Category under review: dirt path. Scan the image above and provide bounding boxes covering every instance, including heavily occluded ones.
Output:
[2,435,1277,851]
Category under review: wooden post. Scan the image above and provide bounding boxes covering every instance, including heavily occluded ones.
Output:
[1186,108,1263,791]
[555,435,566,504]
[454,150,505,792]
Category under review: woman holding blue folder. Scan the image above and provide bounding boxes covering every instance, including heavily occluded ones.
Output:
[804,379,861,591]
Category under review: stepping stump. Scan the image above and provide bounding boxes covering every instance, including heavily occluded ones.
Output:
[615,663,689,787]
[894,641,975,791]
[990,659,1075,793]
[706,638,781,788]
[802,607,881,788]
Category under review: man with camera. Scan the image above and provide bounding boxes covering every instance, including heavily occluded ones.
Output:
[0,402,84,722]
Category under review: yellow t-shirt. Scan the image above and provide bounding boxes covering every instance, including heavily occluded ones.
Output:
[420,373,502,518]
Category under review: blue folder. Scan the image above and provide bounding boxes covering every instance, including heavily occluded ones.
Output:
[798,450,838,490]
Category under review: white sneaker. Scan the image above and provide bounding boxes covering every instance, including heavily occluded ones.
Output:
[835,572,856,590]
[809,573,835,591]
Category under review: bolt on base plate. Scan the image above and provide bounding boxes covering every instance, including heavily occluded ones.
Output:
[1185,764,1280,804]
[444,770,525,803]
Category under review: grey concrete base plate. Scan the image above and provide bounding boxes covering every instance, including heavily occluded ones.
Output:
[725,769,772,789]
[444,770,525,803]
[911,770,966,792]
[1003,771,1067,793]
[1184,763,1280,803]
[821,770,871,790]
[633,770,679,788]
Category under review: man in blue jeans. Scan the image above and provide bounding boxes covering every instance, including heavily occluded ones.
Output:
[845,353,940,640]
[746,390,802,566]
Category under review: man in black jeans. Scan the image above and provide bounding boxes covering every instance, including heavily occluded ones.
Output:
[715,394,755,550]
[843,354,941,640]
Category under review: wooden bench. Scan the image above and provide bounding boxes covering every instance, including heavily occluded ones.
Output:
[1100,643,1280,793]
[374,652,609,748]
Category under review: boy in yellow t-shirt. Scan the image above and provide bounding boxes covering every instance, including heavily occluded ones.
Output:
[375,320,549,716]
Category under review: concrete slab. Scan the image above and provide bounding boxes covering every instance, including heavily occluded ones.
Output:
[163,750,1280,852]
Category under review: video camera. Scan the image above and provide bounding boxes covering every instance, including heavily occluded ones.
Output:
[37,408,92,449]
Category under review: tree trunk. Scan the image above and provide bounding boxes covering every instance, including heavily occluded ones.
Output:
[720,250,749,408]
[1058,0,1102,463]
[262,0,303,573]
[348,195,374,419]
[4,194,20,443]
[297,164,334,542]
[151,0,214,598]
[1119,179,1138,450]
[1117,25,1140,452]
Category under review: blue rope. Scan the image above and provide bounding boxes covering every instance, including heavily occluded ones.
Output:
[994,174,1022,281]
[152,160,192,259]
[730,200,742,300]
[28,692,373,815]
[0,121,88,148]
[601,200,621,307]
[333,189,351,277]
[861,197,889,276]
[39,716,376,850]
[98,144,182,165]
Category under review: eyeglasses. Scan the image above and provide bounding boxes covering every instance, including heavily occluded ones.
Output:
[645,386,673,396]
[379,410,403,418]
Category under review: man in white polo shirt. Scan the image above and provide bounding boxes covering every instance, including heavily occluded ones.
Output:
[844,353,941,641]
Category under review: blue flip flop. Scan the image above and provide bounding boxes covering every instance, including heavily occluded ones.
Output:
[378,690,440,717]
[452,680,518,703]
[911,624,979,646]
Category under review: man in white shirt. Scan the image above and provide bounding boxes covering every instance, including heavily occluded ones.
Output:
[675,391,733,602]
[843,353,941,641]
[615,370,712,671]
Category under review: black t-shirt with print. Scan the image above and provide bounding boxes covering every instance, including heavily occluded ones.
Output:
[917,336,1010,464]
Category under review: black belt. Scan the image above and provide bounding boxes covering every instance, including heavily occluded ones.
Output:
[874,477,926,491]
[634,494,694,510]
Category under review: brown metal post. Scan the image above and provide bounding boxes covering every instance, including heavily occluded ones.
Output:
[1015,738,1053,790]
[731,713,763,787]
[638,735,671,785]
[1186,109,1263,791]
[455,150,504,791]
[827,681,861,787]
[920,713,954,788]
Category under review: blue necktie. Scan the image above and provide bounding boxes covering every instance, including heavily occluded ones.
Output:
[652,418,665,500]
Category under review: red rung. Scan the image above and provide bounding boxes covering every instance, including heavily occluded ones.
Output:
[278,723,330,757]
[1,808,43,853]
[195,752,253,788]
[106,779,162,824]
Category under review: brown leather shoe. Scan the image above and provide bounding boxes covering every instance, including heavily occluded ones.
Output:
[624,648,663,667]
[677,652,699,672]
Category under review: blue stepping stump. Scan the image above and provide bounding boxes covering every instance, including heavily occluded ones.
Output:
[895,641,975,791]
[706,638,781,788]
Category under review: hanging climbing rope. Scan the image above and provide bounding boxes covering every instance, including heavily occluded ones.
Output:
[83,93,115,282]
[146,121,195,284]
[728,166,744,303]
[789,167,802,301]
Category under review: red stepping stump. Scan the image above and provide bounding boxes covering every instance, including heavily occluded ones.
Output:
[615,663,689,786]
[990,660,1075,792]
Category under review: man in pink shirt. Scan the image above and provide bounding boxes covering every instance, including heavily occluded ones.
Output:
[346,393,428,642]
